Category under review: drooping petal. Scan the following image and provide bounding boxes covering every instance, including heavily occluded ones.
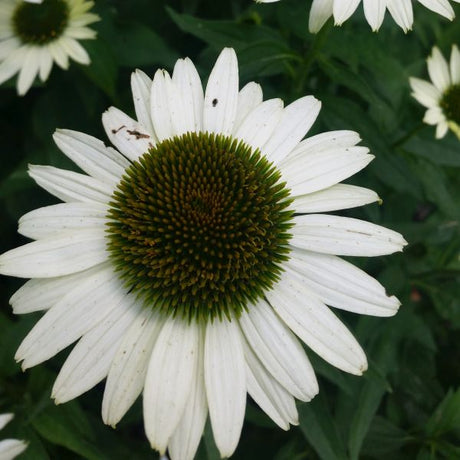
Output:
[243,339,299,430]
[204,319,246,458]
[15,266,125,369]
[387,0,414,32]
[168,329,207,460]
[363,0,386,31]
[266,271,368,375]
[239,300,318,401]
[144,318,200,454]
[418,0,455,19]
[102,308,164,427]
[309,0,334,33]
[333,0,361,25]
[131,69,155,136]
[52,296,140,403]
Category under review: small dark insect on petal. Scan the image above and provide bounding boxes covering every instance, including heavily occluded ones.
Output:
[212,98,218,107]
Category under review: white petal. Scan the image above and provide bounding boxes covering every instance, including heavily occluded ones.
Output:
[17,46,40,95]
[450,44,460,84]
[52,296,139,403]
[131,69,155,136]
[48,40,69,69]
[266,271,368,374]
[387,0,414,31]
[363,0,386,31]
[427,47,451,92]
[59,36,90,65]
[0,439,28,460]
[309,0,334,33]
[333,0,361,25]
[418,0,455,19]
[168,331,207,460]
[243,340,299,430]
[234,98,284,151]
[435,120,449,138]
[291,214,407,256]
[0,413,14,430]
[172,57,204,132]
[144,318,200,455]
[0,229,107,278]
[262,96,321,164]
[102,107,154,162]
[281,146,374,196]
[10,265,105,314]
[18,202,108,240]
[423,106,444,125]
[203,48,239,135]
[53,129,129,185]
[205,319,246,458]
[287,250,400,316]
[409,77,441,109]
[150,69,188,141]
[102,308,164,427]
[38,46,53,81]
[28,165,113,204]
[292,184,380,213]
[234,82,263,130]
[15,266,125,369]
[0,45,27,87]
[239,300,318,401]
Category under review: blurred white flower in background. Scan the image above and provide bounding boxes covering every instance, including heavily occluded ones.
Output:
[0,0,99,95]
[0,414,27,460]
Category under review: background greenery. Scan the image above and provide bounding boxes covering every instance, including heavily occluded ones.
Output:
[1,0,459,458]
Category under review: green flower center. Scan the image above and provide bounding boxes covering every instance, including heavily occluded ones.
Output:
[440,84,460,125]
[107,132,293,322]
[12,0,69,45]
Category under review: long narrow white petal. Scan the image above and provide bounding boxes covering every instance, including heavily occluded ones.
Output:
[102,107,154,162]
[243,339,299,430]
[172,57,204,132]
[29,165,113,204]
[239,301,318,401]
[131,69,155,136]
[333,0,361,25]
[203,48,239,135]
[205,319,246,458]
[292,184,380,213]
[418,0,455,19]
[144,318,200,455]
[17,46,40,95]
[266,271,368,375]
[0,229,107,278]
[18,202,108,240]
[168,330,207,460]
[15,267,125,369]
[53,130,129,185]
[409,77,441,109]
[102,308,164,427]
[0,413,14,430]
[10,265,106,314]
[450,44,460,84]
[52,296,139,403]
[387,0,414,32]
[291,214,407,256]
[363,0,386,31]
[263,96,321,164]
[427,46,451,92]
[287,250,400,316]
[151,69,188,140]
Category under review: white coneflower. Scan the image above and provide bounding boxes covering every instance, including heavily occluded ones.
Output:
[256,0,460,33]
[0,414,27,460]
[0,0,99,95]
[0,48,406,460]
[410,45,460,139]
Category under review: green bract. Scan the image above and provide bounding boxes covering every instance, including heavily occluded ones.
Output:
[106,132,294,322]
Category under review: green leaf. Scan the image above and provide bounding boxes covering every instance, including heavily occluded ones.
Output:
[425,389,460,437]
[31,403,106,460]
[298,392,348,460]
